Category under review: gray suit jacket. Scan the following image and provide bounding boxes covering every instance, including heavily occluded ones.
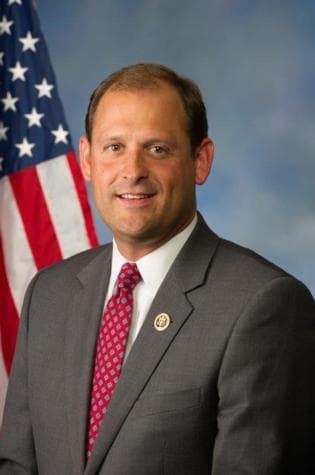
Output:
[1,215,315,474]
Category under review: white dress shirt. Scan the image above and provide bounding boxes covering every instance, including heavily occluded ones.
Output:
[105,214,197,359]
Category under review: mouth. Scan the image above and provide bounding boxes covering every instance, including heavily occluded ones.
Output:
[119,193,154,200]
[116,192,156,207]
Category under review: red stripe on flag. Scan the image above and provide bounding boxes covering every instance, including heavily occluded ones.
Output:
[9,167,63,268]
[66,151,99,247]
[0,238,19,374]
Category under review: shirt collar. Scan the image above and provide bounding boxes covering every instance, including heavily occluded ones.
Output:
[109,214,197,297]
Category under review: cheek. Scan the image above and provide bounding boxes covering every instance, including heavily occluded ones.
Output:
[154,161,184,184]
[154,164,193,194]
[90,174,110,206]
[91,161,115,187]
[175,164,196,188]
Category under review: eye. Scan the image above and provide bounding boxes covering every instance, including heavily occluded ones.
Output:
[149,144,168,155]
[107,143,121,152]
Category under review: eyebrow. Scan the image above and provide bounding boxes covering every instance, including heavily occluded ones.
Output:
[143,138,179,149]
[101,135,124,142]
[99,134,179,149]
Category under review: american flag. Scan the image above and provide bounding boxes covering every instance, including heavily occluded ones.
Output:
[0,0,98,420]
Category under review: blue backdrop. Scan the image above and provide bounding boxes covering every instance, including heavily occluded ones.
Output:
[37,0,315,294]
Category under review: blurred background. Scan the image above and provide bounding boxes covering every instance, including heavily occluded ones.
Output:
[37,0,315,294]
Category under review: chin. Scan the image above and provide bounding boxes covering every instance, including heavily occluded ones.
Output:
[118,224,162,244]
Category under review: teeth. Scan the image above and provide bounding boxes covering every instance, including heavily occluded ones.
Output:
[120,194,150,200]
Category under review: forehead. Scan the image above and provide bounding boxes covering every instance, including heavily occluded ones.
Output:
[93,82,188,130]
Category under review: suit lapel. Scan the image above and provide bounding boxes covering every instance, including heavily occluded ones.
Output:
[85,216,220,475]
[65,246,112,473]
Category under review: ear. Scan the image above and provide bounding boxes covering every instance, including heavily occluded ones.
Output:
[79,135,92,181]
[194,138,214,185]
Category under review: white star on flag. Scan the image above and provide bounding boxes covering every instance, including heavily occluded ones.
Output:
[0,157,4,171]
[0,16,14,35]
[24,107,44,127]
[19,31,39,52]
[15,137,35,157]
[0,52,4,65]
[8,0,22,4]
[1,91,18,111]
[51,124,69,144]
[8,61,28,81]
[35,78,54,98]
[0,122,9,140]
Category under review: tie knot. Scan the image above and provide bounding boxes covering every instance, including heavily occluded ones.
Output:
[117,262,142,292]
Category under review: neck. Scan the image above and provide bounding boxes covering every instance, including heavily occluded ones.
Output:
[114,215,197,261]
[115,240,167,262]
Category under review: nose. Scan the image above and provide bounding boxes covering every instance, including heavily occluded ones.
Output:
[122,148,148,182]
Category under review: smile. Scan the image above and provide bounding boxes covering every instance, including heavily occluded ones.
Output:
[116,192,156,207]
[119,193,154,200]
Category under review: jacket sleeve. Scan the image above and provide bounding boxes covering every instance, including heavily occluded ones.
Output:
[211,276,315,475]
[0,275,39,474]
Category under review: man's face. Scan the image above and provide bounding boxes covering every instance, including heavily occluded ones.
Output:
[80,82,213,259]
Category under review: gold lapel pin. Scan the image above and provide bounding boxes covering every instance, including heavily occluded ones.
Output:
[154,313,171,332]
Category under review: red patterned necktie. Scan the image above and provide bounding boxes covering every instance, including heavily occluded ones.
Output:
[86,262,142,458]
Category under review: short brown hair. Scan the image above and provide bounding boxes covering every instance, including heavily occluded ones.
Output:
[85,63,208,152]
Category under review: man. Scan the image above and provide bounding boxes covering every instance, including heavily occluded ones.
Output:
[0,64,314,474]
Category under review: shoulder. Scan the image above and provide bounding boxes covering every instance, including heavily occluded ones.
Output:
[43,243,111,273]
[30,243,112,290]
[215,237,288,279]
[207,241,315,333]
[192,214,313,304]
[193,213,289,282]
